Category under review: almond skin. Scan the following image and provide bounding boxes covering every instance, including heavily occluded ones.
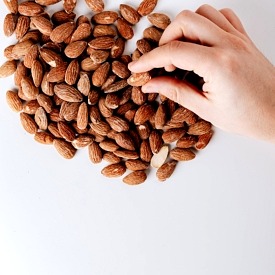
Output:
[137,0,158,16]
[170,148,196,162]
[92,11,118,24]
[117,18,134,40]
[120,4,140,25]
[101,163,126,178]
[123,171,147,185]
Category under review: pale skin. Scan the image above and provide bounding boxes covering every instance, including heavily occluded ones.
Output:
[128,4,275,143]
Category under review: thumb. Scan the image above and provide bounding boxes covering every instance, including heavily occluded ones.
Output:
[142,76,209,117]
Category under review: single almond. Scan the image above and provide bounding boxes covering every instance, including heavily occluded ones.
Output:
[156,160,177,182]
[155,103,167,129]
[140,140,153,162]
[31,16,53,36]
[99,140,119,152]
[149,130,163,154]
[162,128,185,143]
[110,38,125,59]
[101,163,126,178]
[88,142,103,164]
[35,106,48,130]
[3,13,17,37]
[40,48,64,67]
[65,59,80,86]
[37,94,53,113]
[77,102,88,130]
[195,131,213,150]
[85,0,104,13]
[92,62,110,87]
[70,23,92,42]
[127,72,151,86]
[23,100,40,115]
[63,0,76,14]
[143,26,162,42]
[80,58,100,71]
[171,107,197,125]
[72,135,94,149]
[31,60,43,87]
[105,93,120,109]
[125,159,149,171]
[113,150,139,160]
[34,132,54,145]
[77,72,90,96]
[18,2,44,16]
[20,112,38,134]
[117,18,134,40]
[106,116,129,132]
[3,0,18,14]
[103,152,121,164]
[88,37,115,50]
[93,24,117,37]
[89,48,109,63]
[15,16,30,40]
[47,63,67,83]
[123,171,147,185]
[58,121,75,142]
[136,38,152,54]
[131,86,147,105]
[64,41,87,58]
[134,104,155,125]
[150,145,169,168]
[98,97,113,117]
[92,11,118,24]
[136,123,150,140]
[170,148,196,161]
[176,135,197,148]
[35,0,61,5]
[24,45,39,69]
[137,0,158,16]
[120,4,140,25]
[0,60,17,78]
[90,121,111,136]
[60,102,80,121]
[115,132,135,150]
[103,79,128,93]
[51,10,76,25]
[6,90,23,112]
[50,22,75,43]
[188,120,212,135]
[147,13,171,30]
[21,76,39,100]
[54,83,83,103]
[53,139,76,160]
[112,60,130,79]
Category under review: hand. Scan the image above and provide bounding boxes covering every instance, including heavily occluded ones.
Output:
[128,5,275,143]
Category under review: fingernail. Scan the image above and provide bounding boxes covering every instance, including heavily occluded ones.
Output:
[142,85,155,93]
[128,61,137,70]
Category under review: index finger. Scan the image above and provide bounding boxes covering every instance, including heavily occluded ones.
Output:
[128,41,216,78]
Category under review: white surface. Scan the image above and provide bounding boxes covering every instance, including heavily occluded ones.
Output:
[0,1,275,275]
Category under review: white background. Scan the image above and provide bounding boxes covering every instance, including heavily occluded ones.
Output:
[0,0,275,275]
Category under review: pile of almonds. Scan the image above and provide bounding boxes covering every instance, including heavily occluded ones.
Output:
[0,0,213,185]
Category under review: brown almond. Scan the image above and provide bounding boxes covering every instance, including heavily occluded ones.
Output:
[110,37,125,59]
[40,48,64,67]
[88,37,115,50]
[20,112,38,134]
[3,14,17,37]
[77,102,88,130]
[92,11,118,24]
[195,131,213,150]
[4,45,16,60]
[136,38,152,54]
[131,86,147,105]
[99,140,119,152]
[35,107,48,130]
[147,13,171,30]
[14,62,28,86]
[98,97,113,117]
[125,159,149,171]
[115,132,135,150]
[70,23,92,42]
[0,60,17,78]
[21,76,39,100]
[89,48,109,63]
[51,10,76,25]
[101,163,126,178]
[137,0,158,16]
[85,0,104,13]
[136,123,150,140]
[88,142,103,164]
[93,24,117,37]
[162,128,185,143]
[24,45,39,69]
[80,58,100,71]
[170,148,196,161]
[88,89,100,105]
[112,60,130,79]
[48,123,62,138]
[20,30,41,43]
[105,93,120,109]
[31,16,53,36]
[143,26,162,43]
[132,48,142,61]
[89,106,101,124]
[54,83,83,102]
[155,103,167,130]
[3,0,18,14]
[23,100,40,114]
[64,41,87,58]
[149,130,163,154]
[92,62,110,87]
[53,139,76,160]
[188,120,212,135]
[60,102,80,121]
[63,0,76,14]
[156,160,177,182]
[72,135,94,149]
[103,79,128,93]
[140,140,153,162]
[18,2,44,16]
[113,150,139,159]
[6,90,23,112]
[171,107,197,125]
[35,0,61,5]
[34,132,54,145]
[134,104,155,125]
[50,22,75,43]
[77,72,90,96]
[117,18,134,40]
[90,121,110,136]
[37,94,53,113]
[127,72,151,87]
[58,121,75,142]
[176,135,197,148]
[123,171,147,185]
[65,59,79,85]
[106,116,129,132]
[103,152,121,164]
[31,60,43,87]
[120,4,140,25]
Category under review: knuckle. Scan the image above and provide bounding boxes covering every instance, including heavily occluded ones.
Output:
[177,10,194,20]
[196,4,212,14]
[219,8,234,16]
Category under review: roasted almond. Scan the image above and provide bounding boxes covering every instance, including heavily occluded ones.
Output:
[113,150,139,159]
[120,4,140,25]
[34,132,54,145]
[143,26,162,42]
[99,140,119,152]
[92,11,118,24]
[50,22,75,43]
[137,0,158,16]
[195,131,213,150]
[18,2,44,16]
[65,59,79,85]
[123,171,147,185]
[188,120,212,135]
[170,148,196,161]
[77,102,88,130]
[149,130,163,154]
[63,0,77,14]
[117,18,134,40]
[134,104,155,125]
[156,160,177,182]
[127,72,151,86]
[103,152,121,164]
[70,23,92,42]
[115,132,135,150]
[162,128,185,143]
[3,0,18,14]
[125,159,149,171]
[140,140,153,162]
[106,116,129,132]
[88,37,115,50]
[101,163,126,178]
[64,41,87,58]
[31,16,53,36]
[85,0,104,13]
[35,107,48,130]
[147,13,171,30]
[92,62,110,87]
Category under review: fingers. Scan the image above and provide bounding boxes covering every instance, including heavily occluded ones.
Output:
[196,4,240,34]
[142,76,209,116]
[219,8,249,37]
[159,10,227,47]
[128,41,216,78]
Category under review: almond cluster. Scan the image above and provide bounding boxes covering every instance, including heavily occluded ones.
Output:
[0,0,213,185]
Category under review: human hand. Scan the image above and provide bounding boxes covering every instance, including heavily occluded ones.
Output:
[128,5,275,142]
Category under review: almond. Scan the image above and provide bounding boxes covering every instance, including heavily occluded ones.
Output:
[188,120,212,135]
[103,152,121,164]
[63,0,76,14]
[115,132,135,150]
[156,160,177,182]
[65,59,79,86]
[88,89,100,105]
[136,38,152,54]
[72,135,94,149]
[99,140,119,152]
[171,107,197,125]
[50,22,75,43]
[176,135,197,148]
[155,103,167,129]
[77,102,88,130]
[3,0,18,14]
[120,4,140,25]
[147,13,171,30]
[90,121,110,136]
[105,93,120,109]
[34,132,54,145]
[125,159,149,171]
[35,107,48,130]
[88,37,115,50]
[48,123,62,138]
[93,25,117,37]
[39,48,64,67]
[195,131,213,150]
[110,37,125,59]
[0,60,17,78]
[131,86,147,105]
[113,150,139,160]
[3,14,17,37]
[140,140,153,162]
[123,171,147,185]
[53,139,76,160]
[20,112,38,134]
[85,0,104,13]
[37,94,53,113]
[136,123,150,140]
[127,72,151,86]
[21,76,39,100]
[106,116,129,132]
[149,130,163,154]
[51,10,76,25]
[137,0,158,16]
[24,45,39,69]
[64,41,87,58]
[31,16,53,36]
[170,148,196,161]
[134,104,155,125]
[70,23,92,42]
[89,48,109,63]
[117,18,134,40]
[101,163,126,178]
[60,102,80,121]
[80,58,100,71]
[31,60,43,87]
[54,84,83,103]
[58,121,75,141]
[92,62,110,87]
[18,2,44,16]
[112,60,130,79]
[23,100,40,115]
[6,90,23,112]
[35,0,61,5]
[150,144,169,168]
[143,26,162,43]
[103,79,128,93]
[98,97,113,117]
[76,72,90,96]
[88,142,103,164]
[92,11,118,24]
[162,128,185,143]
